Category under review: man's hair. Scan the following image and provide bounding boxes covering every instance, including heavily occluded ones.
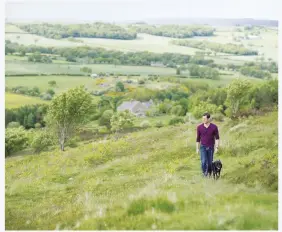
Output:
[203,112,211,119]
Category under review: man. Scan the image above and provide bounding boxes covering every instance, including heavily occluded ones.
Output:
[196,112,220,177]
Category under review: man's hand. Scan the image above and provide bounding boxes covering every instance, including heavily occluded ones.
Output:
[214,147,219,154]
[196,148,199,154]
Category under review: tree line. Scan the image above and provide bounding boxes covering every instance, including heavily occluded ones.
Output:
[17,22,137,40]
[5,40,215,67]
[128,24,215,38]
[172,40,258,55]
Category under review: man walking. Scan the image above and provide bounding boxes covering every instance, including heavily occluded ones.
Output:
[196,112,220,177]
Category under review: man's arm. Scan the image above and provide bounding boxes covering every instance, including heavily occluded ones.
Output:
[214,126,220,150]
[196,126,201,153]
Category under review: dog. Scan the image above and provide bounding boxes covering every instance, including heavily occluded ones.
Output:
[211,160,222,179]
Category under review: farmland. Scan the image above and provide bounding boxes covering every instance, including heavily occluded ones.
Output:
[6,24,277,64]
[5,93,47,109]
[5,18,278,231]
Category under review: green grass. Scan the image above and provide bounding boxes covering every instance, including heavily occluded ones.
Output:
[5,60,178,76]
[5,71,263,99]
[5,111,278,230]
[5,93,48,109]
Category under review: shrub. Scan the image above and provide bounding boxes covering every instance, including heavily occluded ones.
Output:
[46,89,55,96]
[155,120,164,128]
[169,117,184,125]
[5,127,29,157]
[41,93,53,101]
[140,120,151,128]
[7,121,21,128]
[34,123,42,128]
[212,113,224,122]
[30,129,55,153]
[192,102,222,119]
[170,105,185,116]
[99,110,114,129]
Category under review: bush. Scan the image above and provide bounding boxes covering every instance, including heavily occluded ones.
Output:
[184,113,191,123]
[169,117,184,125]
[155,120,164,128]
[99,110,114,129]
[5,127,29,157]
[30,129,55,153]
[170,105,185,116]
[7,121,21,128]
[34,123,42,128]
[41,93,53,101]
[192,102,222,119]
[98,126,109,134]
[212,113,224,122]
[140,120,151,128]
[65,136,79,148]
[138,80,145,85]
[116,81,125,92]
[46,89,55,96]
[48,80,57,87]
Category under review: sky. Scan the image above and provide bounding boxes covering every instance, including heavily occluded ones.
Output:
[5,0,280,22]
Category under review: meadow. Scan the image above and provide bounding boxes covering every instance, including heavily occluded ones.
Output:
[5,111,278,230]
[5,93,47,109]
[5,60,179,76]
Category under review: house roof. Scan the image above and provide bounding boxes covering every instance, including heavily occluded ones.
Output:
[117,100,153,111]
[117,101,140,111]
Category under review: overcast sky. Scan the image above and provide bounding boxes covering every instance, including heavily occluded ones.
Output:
[5,0,280,22]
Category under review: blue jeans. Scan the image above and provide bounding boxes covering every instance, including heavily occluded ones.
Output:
[200,145,214,176]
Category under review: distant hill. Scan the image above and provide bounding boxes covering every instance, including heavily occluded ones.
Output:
[6,17,278,27]
[144,18,278,27]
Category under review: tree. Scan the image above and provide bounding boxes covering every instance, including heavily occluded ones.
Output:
[225,79,251,118]
[110,110,134,134]
[99,110,114,129]
[48,80,57,87]
[116,81,125,92]
[176,67,181,75]
[45,86,94,151]
[46,89,55,97]
[26,113,35,129]
[80,66,92,75]
[99,96,124,112]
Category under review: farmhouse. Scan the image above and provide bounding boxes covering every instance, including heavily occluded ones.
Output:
[91,73,98,78]
[117,99,154,117]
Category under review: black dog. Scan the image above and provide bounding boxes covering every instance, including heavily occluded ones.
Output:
[212,160,222,179]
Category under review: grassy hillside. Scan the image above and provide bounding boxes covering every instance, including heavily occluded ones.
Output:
[5,93,47,109]
[5,111,278,230]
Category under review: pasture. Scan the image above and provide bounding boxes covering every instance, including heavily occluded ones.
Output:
[5,111,278,230]
[5,60,179,76]
[5,93,47,109]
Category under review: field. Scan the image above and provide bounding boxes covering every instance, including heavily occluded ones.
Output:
[5,93,47,109]
[6,24,278,65]
[187,27,278,62]
[5,71,262,98]
[5,111,278,230]
[5,60,180,76]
